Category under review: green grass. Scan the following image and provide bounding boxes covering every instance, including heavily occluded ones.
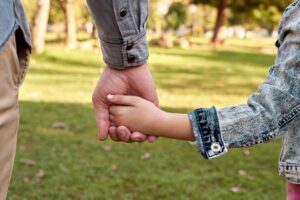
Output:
[8,38,286,200]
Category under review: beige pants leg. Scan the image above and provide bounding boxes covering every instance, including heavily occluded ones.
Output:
[0,35,20,200]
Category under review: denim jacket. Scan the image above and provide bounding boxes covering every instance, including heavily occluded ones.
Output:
[189,1,300,183]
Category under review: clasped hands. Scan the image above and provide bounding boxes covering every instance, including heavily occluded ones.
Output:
[92,63,159,143]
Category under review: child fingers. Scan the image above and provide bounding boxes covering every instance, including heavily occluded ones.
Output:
[130,131,148,143]
[109,106,120,115]
[107,94,139,106]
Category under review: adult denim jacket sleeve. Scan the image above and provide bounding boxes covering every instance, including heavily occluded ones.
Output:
[189,2,300,159]
[86,0,149,69]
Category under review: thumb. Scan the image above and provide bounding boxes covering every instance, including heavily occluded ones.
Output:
[93,101,110,141]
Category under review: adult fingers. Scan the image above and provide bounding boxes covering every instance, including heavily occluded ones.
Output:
[93,104,110,141]
[147,135,158,143]
[108,126,120,141]
[130,131,148,143]
[116,126,132,142]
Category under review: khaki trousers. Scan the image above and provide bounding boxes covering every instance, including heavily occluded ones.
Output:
[0,34,22,200]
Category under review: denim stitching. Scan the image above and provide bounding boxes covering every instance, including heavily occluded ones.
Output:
[278,105,300,127]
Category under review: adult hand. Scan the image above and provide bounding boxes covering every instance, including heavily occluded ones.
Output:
[92,63,159,142]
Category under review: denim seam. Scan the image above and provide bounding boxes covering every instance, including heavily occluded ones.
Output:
[100,31,146,45]
[226,127,278,148]
[279,164,300,183]
[105,57,148,69]
[278,105,300,127]
[189,112,207,159]
[126,0,139,35]
[284,0,300,13]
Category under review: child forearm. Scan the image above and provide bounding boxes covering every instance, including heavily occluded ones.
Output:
[150,112,195,141]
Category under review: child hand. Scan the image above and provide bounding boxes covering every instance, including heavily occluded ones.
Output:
[107,94,166,135]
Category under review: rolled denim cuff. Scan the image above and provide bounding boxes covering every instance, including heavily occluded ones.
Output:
[100,31,149,69]
[188,107,227,159]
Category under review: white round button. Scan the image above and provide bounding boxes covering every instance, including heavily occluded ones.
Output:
[211,143,221,152]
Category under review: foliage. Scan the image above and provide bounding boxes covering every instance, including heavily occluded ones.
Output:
[192,0,219,7]
[165,2,188,30]
[25,0,91,25]
[22,0,38,23]
[252,5,283,33]
[229,0,292,32]
[147,0,160,30]
[48,0,65,24]
[192,0,293,32]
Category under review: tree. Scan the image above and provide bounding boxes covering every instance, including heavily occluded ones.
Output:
[211,0,228,43]
[58,0,77,48]
[252,4,286,34]
[165,2,188,30]
[31,0,50,54]
[192,0,293,43]
[192,0,229,43]
[148,0,163,34]
[230,0,292,35]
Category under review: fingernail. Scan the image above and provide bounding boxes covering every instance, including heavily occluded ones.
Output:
[107,94,114,100]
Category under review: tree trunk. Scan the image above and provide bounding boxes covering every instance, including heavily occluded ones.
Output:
[155,19,162,36]
[31,0,50,54]
[211,0,228,44]
[65,0,77,48]
[91,24,97,39]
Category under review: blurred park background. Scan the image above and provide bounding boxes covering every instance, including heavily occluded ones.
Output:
[8,0,294,199]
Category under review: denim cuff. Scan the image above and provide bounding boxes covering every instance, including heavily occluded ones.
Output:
[188,107,227,159]
[100,31,149,69]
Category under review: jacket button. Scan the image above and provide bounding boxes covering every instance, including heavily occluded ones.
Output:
[211,143,221,153]
[120,9,128,17]
[275,40,280,48]
[127,55,136,63]
[126,43,134,50]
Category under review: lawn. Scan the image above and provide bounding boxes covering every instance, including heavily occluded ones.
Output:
[7,37,286,200]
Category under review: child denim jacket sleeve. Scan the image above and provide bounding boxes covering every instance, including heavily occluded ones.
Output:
[189,0,300,183]
[86,0,149,69]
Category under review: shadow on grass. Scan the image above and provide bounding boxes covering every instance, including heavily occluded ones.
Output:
[27,46,274,98]
[149,47,275,96]
[151,47,275,69]
[34,50,102,69]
